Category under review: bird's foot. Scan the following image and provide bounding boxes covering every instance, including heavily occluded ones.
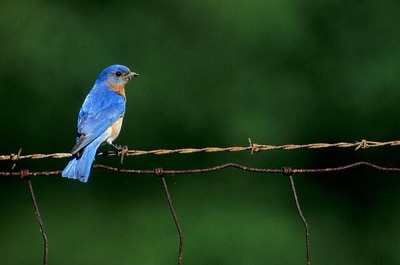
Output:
[111,143,125,151]
[111,144,129,164]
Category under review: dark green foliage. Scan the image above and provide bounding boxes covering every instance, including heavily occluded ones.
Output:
[1,0,400,264]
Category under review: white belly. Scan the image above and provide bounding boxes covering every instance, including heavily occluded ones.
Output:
[106,116,124,144]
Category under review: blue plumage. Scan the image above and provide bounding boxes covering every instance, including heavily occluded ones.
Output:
[62,65,138,182]
[62,136,105,183]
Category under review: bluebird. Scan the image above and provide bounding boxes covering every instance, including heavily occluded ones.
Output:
[62,65,138,182]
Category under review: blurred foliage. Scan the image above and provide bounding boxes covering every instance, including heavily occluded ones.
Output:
[1,0,400,264]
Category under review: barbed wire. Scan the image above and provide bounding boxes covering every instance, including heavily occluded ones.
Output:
[3,141,400,265]
[2,139,400,161]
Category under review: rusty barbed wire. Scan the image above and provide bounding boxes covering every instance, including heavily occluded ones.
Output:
[3,141,400,265]
[2,139,400,161]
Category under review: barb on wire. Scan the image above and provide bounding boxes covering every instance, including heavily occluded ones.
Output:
[156,168,184,265]
[2,139,400,161]
[11,148,22,170]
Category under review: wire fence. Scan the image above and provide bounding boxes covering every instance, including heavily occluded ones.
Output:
[2,139,400,265]
[2,139,400,161]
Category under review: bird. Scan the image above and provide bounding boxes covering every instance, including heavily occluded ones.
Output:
[62,64,138,182]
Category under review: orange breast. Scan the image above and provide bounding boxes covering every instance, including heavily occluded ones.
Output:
[108,83,126,99]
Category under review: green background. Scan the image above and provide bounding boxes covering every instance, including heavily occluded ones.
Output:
[1,0,400,264]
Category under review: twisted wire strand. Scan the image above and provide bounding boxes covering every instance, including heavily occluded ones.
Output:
[2,139,400,161]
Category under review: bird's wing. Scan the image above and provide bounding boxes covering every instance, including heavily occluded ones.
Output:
[71,93,125,154]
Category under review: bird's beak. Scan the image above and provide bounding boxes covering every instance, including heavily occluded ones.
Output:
[124,71,139,81]
[123,72,139,82]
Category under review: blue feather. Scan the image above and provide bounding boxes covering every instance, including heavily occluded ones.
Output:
[62,135,105,182]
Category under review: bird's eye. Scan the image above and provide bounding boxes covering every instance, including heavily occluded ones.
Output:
[116,71,122,77]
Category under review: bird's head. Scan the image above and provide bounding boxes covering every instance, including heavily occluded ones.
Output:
[98,64,139,86]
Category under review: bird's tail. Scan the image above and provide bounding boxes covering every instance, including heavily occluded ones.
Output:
[62,139,102,183]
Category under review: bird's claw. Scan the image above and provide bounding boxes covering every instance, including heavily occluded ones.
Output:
[112,144,129,164]
[111,143,124,151]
